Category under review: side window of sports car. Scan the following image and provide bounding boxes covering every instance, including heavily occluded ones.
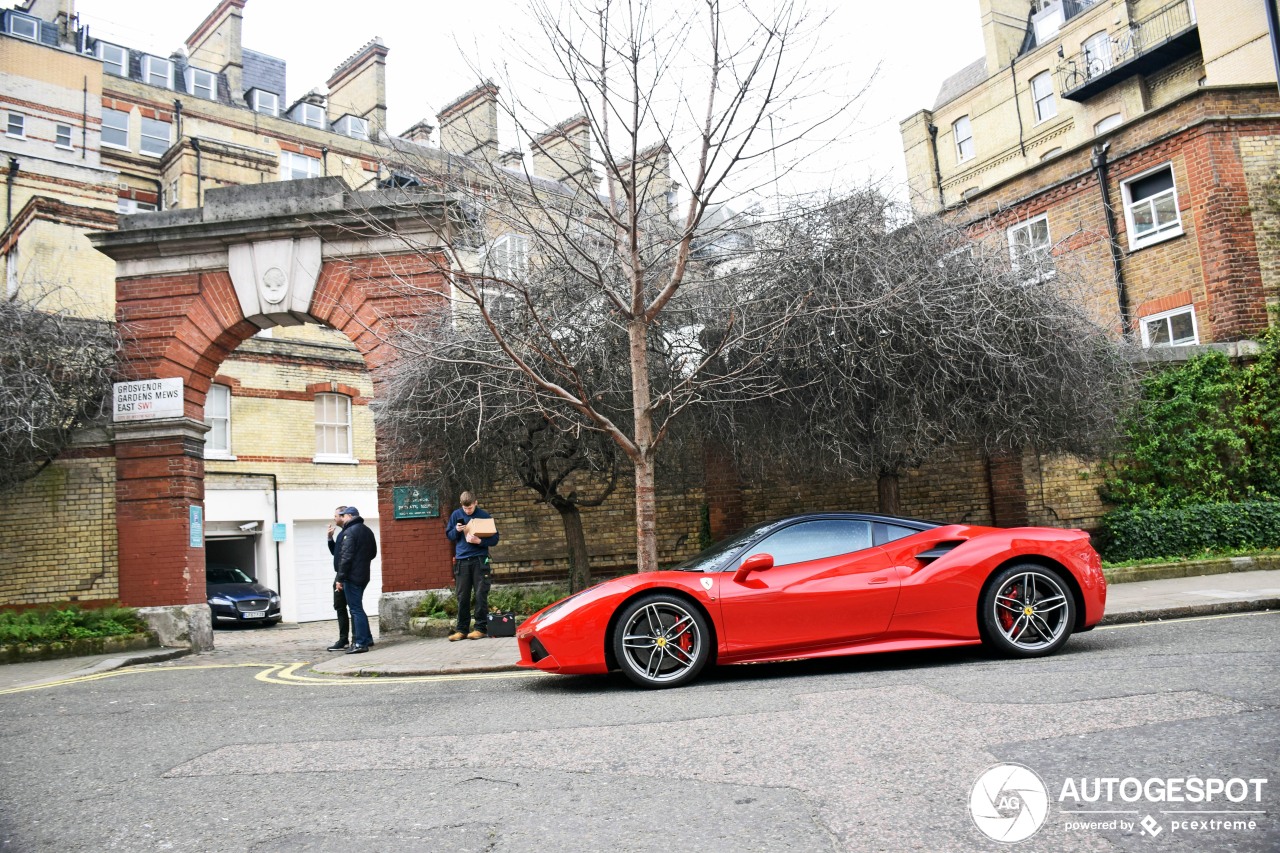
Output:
[742,520,873,568]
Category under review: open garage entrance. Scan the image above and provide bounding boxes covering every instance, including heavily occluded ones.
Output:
[93,179,455,622]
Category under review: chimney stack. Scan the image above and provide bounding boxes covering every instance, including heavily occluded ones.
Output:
[327,37,389,137]
[437,82,500,163]
[400,119,435,146]
[185,0,247,101]
[532,115,593,187]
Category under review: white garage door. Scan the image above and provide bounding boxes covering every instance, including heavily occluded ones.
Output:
[293,520,383,622]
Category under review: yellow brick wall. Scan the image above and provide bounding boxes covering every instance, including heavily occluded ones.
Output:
[0,457,118,606]
[18,218,117,319]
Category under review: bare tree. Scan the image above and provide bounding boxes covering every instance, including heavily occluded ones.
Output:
[356,0,849,572]
[0,288,119,493]
[707,188,1136,513]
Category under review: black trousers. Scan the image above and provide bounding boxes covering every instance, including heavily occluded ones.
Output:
[453,556,491,633]
[333,581,350,642]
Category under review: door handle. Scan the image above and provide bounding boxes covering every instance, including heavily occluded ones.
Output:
[868,576,889,585]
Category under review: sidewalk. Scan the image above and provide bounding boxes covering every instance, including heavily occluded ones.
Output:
[3,570,1278,690]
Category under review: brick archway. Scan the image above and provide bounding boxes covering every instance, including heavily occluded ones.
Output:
[95,180,456,608]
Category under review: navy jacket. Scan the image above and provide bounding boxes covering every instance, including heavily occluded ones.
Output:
[327,526,347,574]
[445,507,500,560]
[337,516,377,585]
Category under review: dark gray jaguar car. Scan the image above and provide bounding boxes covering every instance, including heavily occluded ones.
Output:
[206,564,281,626]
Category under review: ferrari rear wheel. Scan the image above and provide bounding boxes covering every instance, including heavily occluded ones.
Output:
[612,593,711,688]
[981,564,1076,657]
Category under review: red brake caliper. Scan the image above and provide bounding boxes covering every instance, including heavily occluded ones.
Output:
[998,584,1020,631]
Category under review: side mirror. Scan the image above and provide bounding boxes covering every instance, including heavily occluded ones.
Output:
[733,552,774,583]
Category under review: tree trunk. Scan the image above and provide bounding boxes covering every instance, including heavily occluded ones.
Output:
[628,318,660,573]
[877,471,900,515]
[556,503,592,593]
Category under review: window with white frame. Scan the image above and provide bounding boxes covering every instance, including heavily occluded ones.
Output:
[6,113,24,138]
[250,90,279,117]
[140,116,170,156]
[280,150,321,180]
[1094,113,1123,134]
[1007,214,1054,279]
[489,233,529,280]
[117,198,157,214]
[314,393,353,461]
[291,102,326,129]
[1031,72,1057,122]
[97,42,128,77]
[1122,165,1182,249]
[101,107,129,149]
[1083,31,1113,75]
[6,12,38,40]
[204,384,233,457]
[1140,305,1198,348]
[334,115,368,140]
[140,55,173,89]
[55,124,72,149]
[185,67,216,100]
[953,115,974,163]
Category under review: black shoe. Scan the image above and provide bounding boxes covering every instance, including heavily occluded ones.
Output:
[346,645,369,654]
[327,642,349,652]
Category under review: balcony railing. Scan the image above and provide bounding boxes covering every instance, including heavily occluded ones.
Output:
[1056,0,1199,101]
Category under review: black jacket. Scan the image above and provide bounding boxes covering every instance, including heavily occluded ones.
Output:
[336,516,377,586]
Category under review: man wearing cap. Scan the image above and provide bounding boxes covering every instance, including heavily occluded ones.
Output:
[324,505,352,652]
[335,506,377,654]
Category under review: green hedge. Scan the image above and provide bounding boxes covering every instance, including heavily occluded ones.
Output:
[1097,501,1280,562]
[411,585,570,619]
[0,604,149,646]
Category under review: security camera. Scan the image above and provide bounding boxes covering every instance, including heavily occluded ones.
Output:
[239,521,260,531]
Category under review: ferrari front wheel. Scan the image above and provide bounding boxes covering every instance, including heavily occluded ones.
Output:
[612,593,711,688]
[981,564,1076,657]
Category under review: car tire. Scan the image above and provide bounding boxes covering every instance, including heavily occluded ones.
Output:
[612,593,711,689]
[981,564,1076,657]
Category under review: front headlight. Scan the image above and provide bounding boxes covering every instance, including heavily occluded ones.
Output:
[269,594,280,604]
[208,596,232,606]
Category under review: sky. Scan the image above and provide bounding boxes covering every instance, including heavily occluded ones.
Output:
[73,0,984,199]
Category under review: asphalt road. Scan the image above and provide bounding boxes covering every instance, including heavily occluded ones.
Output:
[0,611,1276,853]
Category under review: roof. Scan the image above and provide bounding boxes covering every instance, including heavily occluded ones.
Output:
[933,57,986,111]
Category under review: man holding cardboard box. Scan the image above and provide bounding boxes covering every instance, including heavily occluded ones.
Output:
[445,491,501,641]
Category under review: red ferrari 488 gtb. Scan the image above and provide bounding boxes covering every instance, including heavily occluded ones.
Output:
[517,513,1106,688]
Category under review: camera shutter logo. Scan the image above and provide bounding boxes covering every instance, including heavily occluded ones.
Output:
[969,763,1050,843]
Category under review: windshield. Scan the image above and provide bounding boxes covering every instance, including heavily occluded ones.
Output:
[665,518,792,573]
[206,565,254,585]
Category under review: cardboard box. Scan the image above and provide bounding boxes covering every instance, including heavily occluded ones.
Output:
[464,517,497,538]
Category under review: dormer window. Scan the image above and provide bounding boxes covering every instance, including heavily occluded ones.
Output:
[5,12,38,41]
[1032,2,1066,44]
[249,90,279,117]
[290,102,326,129]
[141,55,173,89]
[96,42,128,77]
[334,115,368,140]
[185,67,217,101]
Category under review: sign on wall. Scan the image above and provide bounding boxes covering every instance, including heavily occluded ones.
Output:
[189,505,203,548]
[113,378,184,422]
[393,486,439,519]
[273,523,287,542]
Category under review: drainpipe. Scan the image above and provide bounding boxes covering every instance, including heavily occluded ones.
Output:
[926,124,945,210]
[1091,142,1132,336]
[191,137,203,207]
[172,99,183,142]
[1011,56,1027,157]
[320,145,329,177]
[6,157,18,227]
[1267,0,1280,96]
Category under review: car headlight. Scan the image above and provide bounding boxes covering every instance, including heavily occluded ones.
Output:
[269,594,280,604]
[535,592,586,629]
[208,596,232,606]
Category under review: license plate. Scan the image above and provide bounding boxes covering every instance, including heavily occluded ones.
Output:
[242,611,265,619]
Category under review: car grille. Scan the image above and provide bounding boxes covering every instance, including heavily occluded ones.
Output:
[236,599,269,612]
[529,637,549,663]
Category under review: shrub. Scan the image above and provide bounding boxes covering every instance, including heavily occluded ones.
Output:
[0,604,148,646]
[410,585,570,619]
[1097,501,1280,562]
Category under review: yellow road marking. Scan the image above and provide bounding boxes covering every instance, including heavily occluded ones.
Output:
[0,661,546,696]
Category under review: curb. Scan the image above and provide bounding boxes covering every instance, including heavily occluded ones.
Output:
[1099,599,1280,626]
[71,646,193,676]
[315,662,524,677]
